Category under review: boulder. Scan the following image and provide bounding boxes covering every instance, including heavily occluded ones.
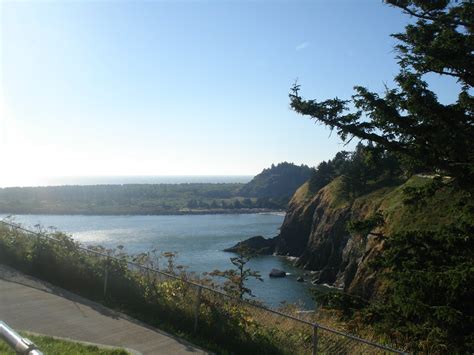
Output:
[296,276,305,282]
[269,268,286,278]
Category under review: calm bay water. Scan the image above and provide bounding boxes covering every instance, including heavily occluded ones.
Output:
[2,213,315,308]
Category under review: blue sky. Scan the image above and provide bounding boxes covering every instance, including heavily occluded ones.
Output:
[0,0,461,186]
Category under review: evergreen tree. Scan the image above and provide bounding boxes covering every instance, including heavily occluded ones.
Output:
[290,0,473,184]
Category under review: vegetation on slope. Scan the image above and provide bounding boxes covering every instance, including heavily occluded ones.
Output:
[279,157,473,352]
[349,179,472,353]
[285,0,473,352]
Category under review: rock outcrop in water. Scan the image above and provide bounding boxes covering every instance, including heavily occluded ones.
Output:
[224,235,277,255]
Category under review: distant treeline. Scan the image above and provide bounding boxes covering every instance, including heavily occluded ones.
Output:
[0,163,311,215]
[0,183,273,214]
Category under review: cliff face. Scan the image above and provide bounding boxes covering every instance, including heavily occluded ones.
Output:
[276,179,362,291]
[276,176,460,299]
[274,182,318,257]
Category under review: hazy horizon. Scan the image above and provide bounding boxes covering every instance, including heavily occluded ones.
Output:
[0,174,255,188]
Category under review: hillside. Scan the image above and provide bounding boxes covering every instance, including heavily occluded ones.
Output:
[276,176,464,295]
[231,173,473,351]
[276,175,472,351]
[239,162,312,200]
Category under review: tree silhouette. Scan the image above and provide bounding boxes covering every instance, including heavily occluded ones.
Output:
[290,0,473,184]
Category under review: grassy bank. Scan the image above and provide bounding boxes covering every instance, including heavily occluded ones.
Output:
[0,333,128,355]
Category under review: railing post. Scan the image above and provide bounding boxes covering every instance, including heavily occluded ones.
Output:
[103,257,109,299]
[312,324,318,355]
[0,321,43,355]
[193,285,202,333]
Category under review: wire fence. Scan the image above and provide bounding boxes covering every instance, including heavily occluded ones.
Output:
[0,220,406,355]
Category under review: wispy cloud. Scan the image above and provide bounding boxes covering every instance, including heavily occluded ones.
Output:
[296,42,310,51]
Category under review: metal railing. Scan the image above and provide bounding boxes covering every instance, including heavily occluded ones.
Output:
[0,321,43,355]
[0,220,407,354]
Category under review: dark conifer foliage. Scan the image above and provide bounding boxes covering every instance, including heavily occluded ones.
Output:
[290,0,473,184]
[308,143,401,196]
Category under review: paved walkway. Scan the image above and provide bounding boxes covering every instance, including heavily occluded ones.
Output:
[0,264,209,354]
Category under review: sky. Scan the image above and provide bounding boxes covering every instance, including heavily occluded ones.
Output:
[0,0,462,186]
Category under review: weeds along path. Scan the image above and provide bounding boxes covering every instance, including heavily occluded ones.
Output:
[0,264,209,355]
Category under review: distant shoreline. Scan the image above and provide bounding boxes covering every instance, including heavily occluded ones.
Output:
[0,182,291,216]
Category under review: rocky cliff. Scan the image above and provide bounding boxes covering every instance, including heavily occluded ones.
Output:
[274,176,461,299]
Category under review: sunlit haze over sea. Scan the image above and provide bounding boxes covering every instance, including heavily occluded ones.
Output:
[0,176,253,188]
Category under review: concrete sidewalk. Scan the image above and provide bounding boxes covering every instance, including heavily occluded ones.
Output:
[0,264,210,354]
